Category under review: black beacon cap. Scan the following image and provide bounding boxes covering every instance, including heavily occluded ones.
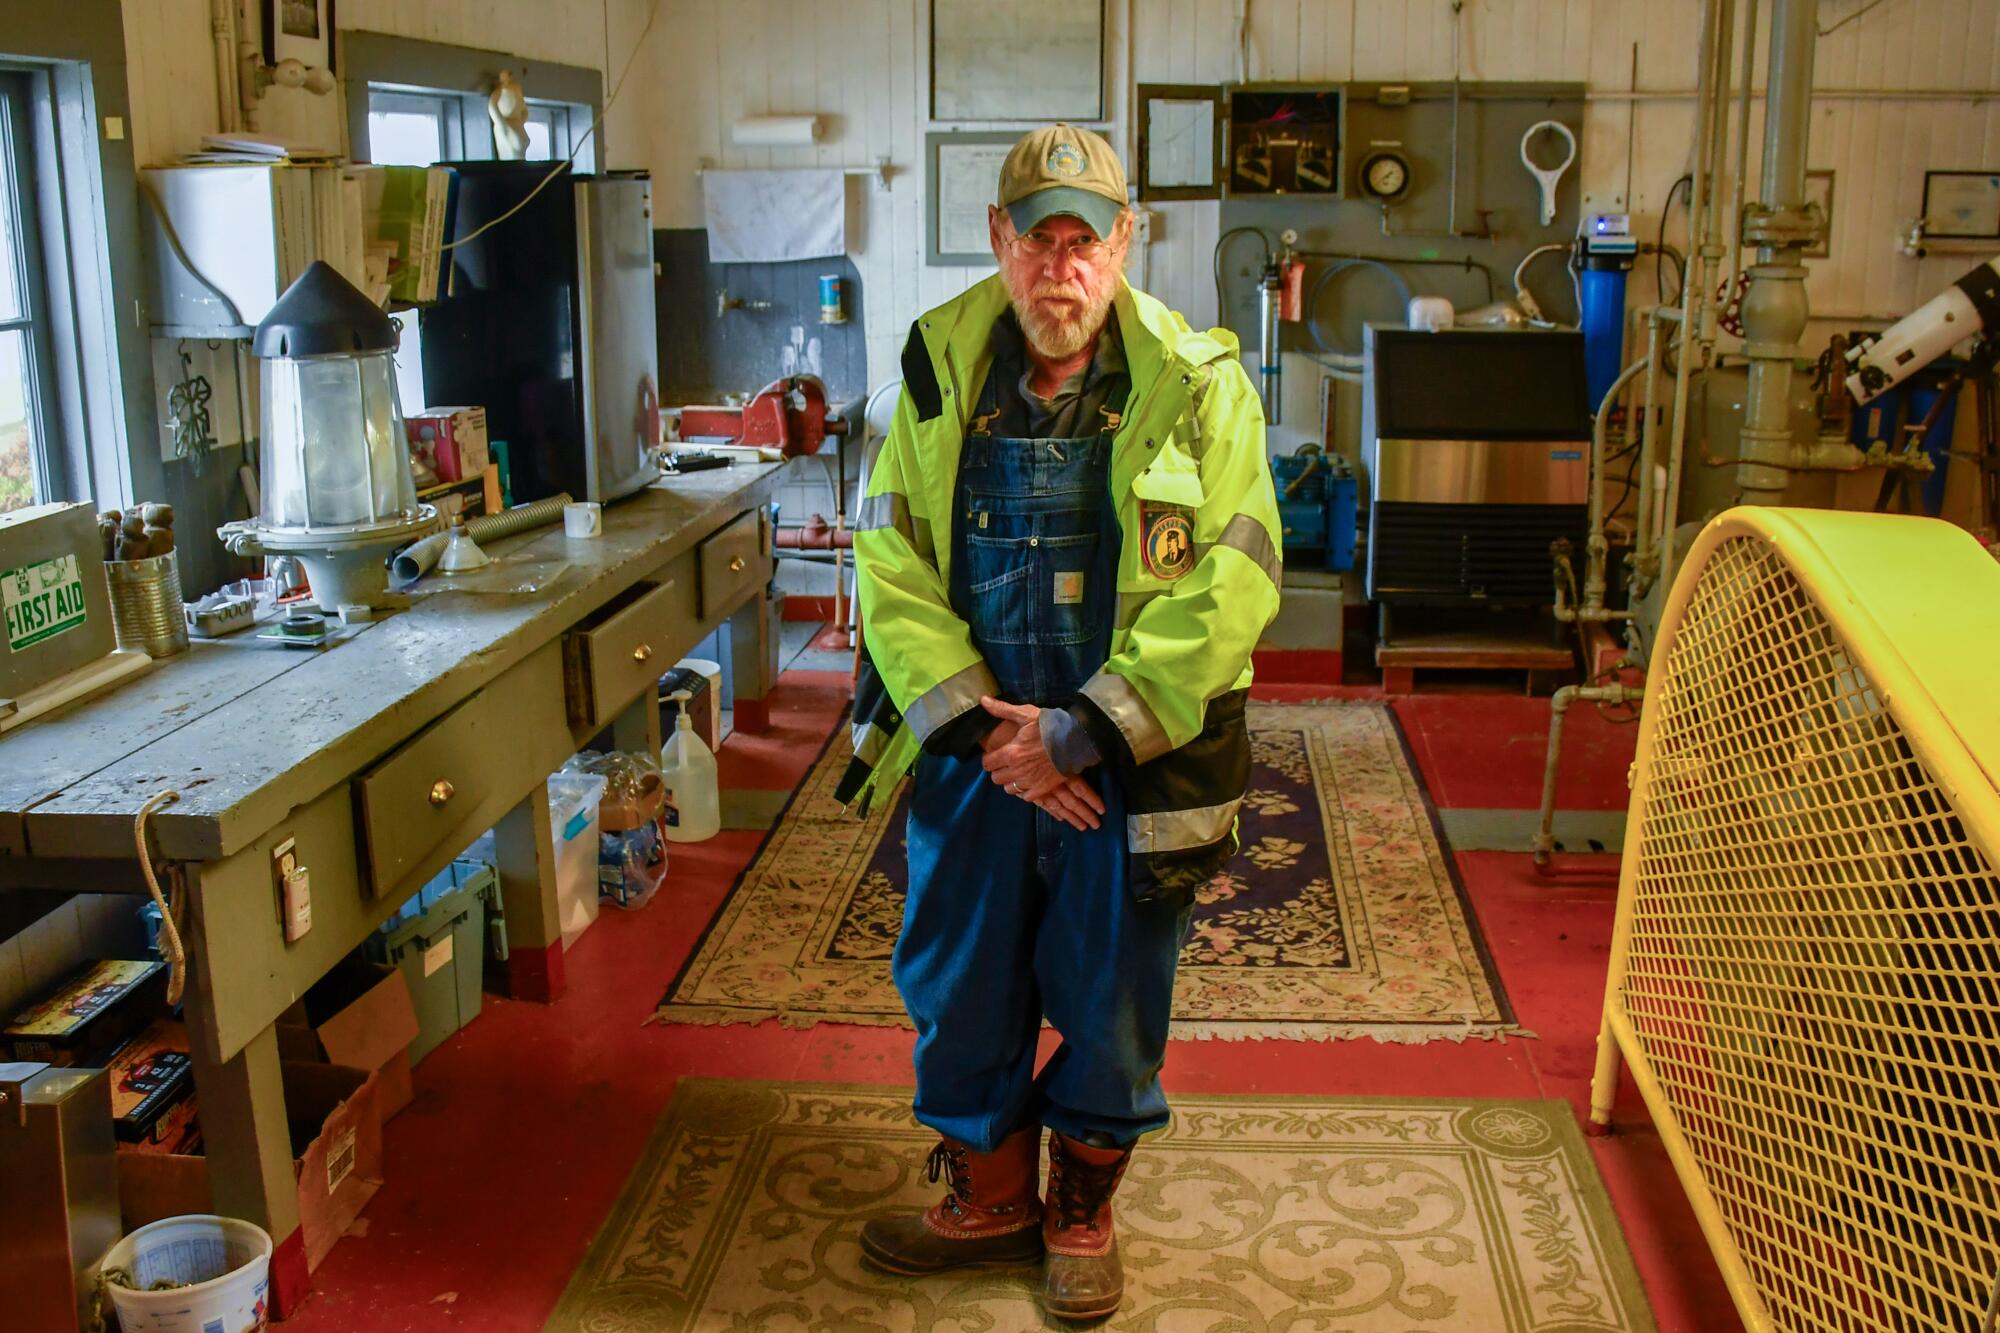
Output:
[252,260,397,358]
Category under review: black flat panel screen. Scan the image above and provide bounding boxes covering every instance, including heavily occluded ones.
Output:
[1374,330,1591,439]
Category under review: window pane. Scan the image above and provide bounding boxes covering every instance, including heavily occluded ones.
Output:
[524,115,553,162]
[0,329,38,514]
[368,107,444,167]
[0,95,20,321]
[390,310,425,419]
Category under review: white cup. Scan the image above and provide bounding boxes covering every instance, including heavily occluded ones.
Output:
[564,502,603,538]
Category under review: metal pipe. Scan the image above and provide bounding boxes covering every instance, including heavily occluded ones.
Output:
[1657,0,1730,573]
[1631,315,1666,585]
[210,0,242,132]
[1532,683,1646,866]
[1258,263,1283,425]
[1580,356,1653,614]
[1736,0,1820,504]
[1722,0,1761,301]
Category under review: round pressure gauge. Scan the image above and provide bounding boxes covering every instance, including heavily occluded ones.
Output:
[1359,151,1411,201]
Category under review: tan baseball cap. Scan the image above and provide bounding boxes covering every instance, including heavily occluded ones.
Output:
[997,123,1127,239]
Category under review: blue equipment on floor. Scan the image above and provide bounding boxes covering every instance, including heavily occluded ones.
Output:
[1270,446,1357,572]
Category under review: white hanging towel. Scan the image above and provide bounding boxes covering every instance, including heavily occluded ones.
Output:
[702,168,846,263]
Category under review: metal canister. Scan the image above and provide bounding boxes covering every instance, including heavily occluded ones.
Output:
[104,549,190,658]
[818,273,846,324]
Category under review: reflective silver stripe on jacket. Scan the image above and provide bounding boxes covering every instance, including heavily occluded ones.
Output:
[1080,670,1172,765]
[902,660,999,742]
[1195,513,1282,589]
[851,720,889,767]
[1127,798,1242,854]
[854,490,934,559]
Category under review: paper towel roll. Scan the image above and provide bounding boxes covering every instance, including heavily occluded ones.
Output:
[732,115,822,146]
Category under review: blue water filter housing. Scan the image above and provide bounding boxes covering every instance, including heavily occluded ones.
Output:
[1579,215,1638,414]
[1579,261,1630,413]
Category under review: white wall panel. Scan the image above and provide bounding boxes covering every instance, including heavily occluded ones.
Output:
[116,0,2000,392]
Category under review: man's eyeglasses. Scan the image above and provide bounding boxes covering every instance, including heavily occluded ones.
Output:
[1009,231,1112,264]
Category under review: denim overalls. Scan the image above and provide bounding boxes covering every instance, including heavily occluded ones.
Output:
[892,360,1196,1154]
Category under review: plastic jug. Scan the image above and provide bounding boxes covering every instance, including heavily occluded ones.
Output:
[659,691,720,842]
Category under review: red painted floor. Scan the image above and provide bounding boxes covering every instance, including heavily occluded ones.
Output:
[284,665,1738,1332]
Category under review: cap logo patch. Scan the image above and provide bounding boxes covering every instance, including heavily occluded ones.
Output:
[1047,142,1087,178]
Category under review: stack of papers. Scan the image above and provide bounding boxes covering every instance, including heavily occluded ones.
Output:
[185,131,339,165]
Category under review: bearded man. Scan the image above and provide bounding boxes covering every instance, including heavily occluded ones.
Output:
[841,122,1281,1322]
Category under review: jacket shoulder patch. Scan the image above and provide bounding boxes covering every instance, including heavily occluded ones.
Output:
[901,321,944,423]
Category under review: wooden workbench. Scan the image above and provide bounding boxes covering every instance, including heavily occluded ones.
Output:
[0,462,782,1314]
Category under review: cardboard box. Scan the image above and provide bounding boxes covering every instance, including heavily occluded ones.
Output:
[277,960,419,1120]
[117,1061,384,1273]
[3,958,166,1066]
[107,1017,200,1152]
[416,464,503,525]
[407,406,489,484]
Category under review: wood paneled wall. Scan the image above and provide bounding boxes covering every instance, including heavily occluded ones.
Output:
[114,1,2000,393]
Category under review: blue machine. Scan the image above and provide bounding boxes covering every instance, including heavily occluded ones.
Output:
[1849,361,1963,516]
[1270,447,1357,572]
[1579,214,1637,413]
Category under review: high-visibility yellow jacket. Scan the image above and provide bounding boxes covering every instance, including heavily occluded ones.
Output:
[842,274,1283,896]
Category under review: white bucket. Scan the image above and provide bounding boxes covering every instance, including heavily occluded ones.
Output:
[98,1214,273,1332]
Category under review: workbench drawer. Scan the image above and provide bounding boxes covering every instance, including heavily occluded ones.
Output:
[697,508,766,619]
[357,684,547,895]
[562,576,693,729]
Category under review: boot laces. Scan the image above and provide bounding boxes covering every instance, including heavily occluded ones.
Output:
[1050,1140,1124,1232]
[925,1141,973,1217]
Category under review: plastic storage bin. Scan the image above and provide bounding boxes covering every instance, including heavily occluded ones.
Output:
[366,860,498,1063]
[549,771,608,948]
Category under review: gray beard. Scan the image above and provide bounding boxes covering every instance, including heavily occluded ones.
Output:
[1011,285,1116,360]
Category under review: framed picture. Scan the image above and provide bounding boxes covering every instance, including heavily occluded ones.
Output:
[926,132,1016,266]
[1137,84,1224,202]
[265,0,336,73]
[1921,169,2000,241]
[931,0,1104,122]
[1804,169,1834,258]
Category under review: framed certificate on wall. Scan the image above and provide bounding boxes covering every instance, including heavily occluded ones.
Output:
[1922,170,2000,241]
[930,0,1104,122]
[927,133,1016,266]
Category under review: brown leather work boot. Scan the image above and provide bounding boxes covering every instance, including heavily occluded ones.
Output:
[859,1126,1044,1274]
[1040,1131,1135,1321]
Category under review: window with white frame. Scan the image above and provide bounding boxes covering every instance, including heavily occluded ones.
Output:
[0,70,61,512]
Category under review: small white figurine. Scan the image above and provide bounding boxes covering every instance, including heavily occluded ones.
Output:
[489,70,529,160]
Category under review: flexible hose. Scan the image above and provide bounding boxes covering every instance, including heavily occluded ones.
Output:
[468,492,574,543]
[135,791,187,1006]
[1304,259,1412,361]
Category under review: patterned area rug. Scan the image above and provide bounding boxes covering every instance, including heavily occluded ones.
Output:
[659,701,1515,1041]
[542,1080,1656,1332]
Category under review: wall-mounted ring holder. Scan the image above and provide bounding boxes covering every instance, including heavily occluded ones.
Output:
[1520,120,1577,227]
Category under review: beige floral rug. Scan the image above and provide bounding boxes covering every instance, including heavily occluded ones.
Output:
[658,701,1515,1041]
[542,1079,1655,1333]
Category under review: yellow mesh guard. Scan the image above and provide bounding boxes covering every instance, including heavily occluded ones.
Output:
[1594,508,2000,1333]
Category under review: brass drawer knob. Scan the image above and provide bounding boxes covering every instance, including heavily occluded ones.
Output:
[429,779,456,807]
[729,555,747,572]
[633,643,654,663]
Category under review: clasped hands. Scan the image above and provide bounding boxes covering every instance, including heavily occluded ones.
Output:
[977,696,1107,831]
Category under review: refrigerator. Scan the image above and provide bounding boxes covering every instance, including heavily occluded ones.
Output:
[420,164,661,505]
